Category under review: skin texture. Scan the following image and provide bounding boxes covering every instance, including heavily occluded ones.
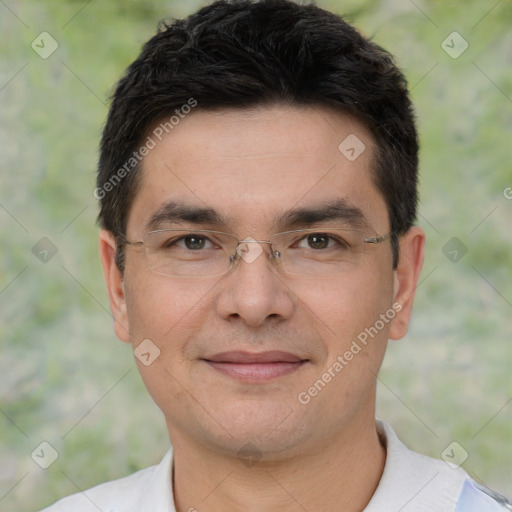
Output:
[99,105,425,512]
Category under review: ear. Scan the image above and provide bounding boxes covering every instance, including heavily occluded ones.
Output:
[98,230,131,343]
[388,226,425,340]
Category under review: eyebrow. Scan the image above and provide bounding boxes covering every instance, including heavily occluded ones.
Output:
[145,202,227,232]
[273,199,372,231]
[145,198,371,233]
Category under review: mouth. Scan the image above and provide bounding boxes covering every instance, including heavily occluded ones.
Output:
[203,351,309,382]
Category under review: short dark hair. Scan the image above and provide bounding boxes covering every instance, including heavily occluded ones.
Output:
[97,0,418,270]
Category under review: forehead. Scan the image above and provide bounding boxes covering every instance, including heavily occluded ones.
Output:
[127,105,388,234]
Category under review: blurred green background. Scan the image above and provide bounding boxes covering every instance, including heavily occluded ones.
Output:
[1,0,511,510]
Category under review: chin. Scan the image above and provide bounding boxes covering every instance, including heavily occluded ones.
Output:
[207,403,314,458]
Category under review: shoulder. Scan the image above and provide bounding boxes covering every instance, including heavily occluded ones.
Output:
[366,420,511,512]
[455,478,512,511]
[39,450,173,512]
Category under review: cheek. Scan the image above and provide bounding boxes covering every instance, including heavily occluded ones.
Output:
[289,266,394,343]
[124,271,216,344]
[123,273,215,412]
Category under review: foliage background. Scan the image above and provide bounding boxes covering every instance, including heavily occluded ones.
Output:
[1,0,510,510]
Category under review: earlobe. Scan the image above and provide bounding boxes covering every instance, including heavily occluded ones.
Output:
[388,227,425,341]
[98,230,131,343]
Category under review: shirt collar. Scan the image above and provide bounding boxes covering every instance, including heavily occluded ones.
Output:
[137,420,467,511]
[137,448,176,511]
[364,419,467,511]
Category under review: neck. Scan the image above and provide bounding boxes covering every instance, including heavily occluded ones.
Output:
[170,415,386,512]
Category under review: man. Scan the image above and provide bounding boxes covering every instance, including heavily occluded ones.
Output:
[41,0,510,510]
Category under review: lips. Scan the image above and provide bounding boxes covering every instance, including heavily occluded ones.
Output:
[203,351,308,382]
[206,350,304,363]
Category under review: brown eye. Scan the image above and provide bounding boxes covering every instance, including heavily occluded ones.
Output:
[295,232,351,251]
[183,235,207,250]
[307,233,329,249]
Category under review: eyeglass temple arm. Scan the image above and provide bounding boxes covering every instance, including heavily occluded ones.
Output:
[364,232,393,244]
[115,232,144,247]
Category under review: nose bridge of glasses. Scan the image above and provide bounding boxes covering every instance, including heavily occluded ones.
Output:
[237,238,273,247]
[232,237,277,266]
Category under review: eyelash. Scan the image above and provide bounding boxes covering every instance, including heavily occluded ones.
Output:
[162,233,350,250]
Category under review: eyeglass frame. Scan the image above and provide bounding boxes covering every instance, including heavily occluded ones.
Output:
[118,227,393,278]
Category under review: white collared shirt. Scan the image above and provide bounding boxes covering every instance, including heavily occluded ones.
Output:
[40,420,510,511]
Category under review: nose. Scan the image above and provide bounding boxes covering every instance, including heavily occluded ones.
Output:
[215,240,295,328]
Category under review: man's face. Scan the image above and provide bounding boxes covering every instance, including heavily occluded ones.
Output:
[101,106,422,459]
